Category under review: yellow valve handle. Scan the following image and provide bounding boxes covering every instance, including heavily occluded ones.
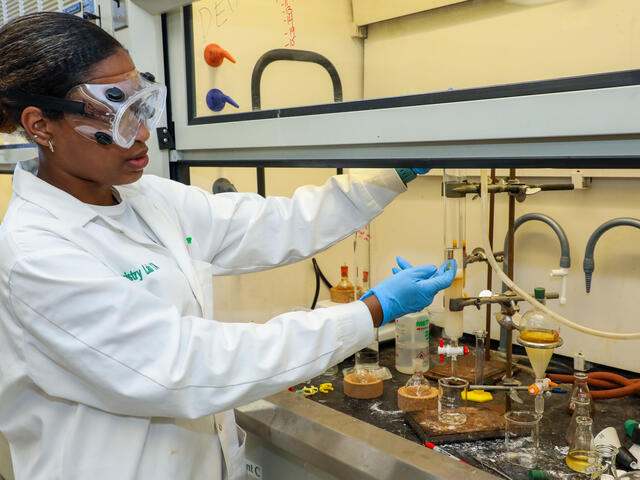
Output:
[302,386,318,396]
[319,383,334,393]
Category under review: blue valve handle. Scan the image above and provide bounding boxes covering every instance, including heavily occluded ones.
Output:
[206,88,239,112]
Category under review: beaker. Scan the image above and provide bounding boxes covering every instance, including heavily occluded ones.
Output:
[585,444,618,479]
[438,377,468,425]
[504,410,542,468]
[352,349,380,382]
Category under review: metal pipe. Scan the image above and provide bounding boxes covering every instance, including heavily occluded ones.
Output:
[449,292,559,312]
[469,385,529,391]
[505,169,515,385]
[484,169,496,358]
[584,218,640,293]
[448,182,574,196]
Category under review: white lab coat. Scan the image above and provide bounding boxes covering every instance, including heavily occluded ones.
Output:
[0,160,406,480]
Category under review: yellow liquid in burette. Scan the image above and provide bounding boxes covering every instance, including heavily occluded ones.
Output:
[520,329,558,379]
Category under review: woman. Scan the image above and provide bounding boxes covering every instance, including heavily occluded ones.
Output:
[0,12,455,480]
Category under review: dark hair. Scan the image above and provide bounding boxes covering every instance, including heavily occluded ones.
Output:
[0,12,124,133]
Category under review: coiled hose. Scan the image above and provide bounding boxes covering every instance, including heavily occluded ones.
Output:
[547,372,640,399]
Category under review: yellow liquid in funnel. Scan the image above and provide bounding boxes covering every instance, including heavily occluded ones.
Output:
[520,329,558,379]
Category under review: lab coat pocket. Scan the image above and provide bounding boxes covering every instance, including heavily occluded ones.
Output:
[228,426,247,480]
[193,260,214,320]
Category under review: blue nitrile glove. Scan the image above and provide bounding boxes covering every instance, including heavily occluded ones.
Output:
[395,168,430,184]
[361,257,457,326]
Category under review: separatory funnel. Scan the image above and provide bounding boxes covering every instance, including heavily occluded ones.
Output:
[517,288,563,415]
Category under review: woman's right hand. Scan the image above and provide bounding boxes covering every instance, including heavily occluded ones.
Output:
[361,257,456,326]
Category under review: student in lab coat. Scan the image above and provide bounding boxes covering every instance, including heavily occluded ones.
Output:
[0,12,455,480]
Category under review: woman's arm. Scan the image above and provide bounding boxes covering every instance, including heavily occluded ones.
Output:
[5,237,376,418]
[146,169,406,275]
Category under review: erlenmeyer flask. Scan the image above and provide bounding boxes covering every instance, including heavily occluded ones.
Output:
[568,371,595,416]
[566,416,594,473]
[566,400,592,444]
[405,357,431,396]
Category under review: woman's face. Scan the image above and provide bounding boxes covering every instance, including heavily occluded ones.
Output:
[43,48,151,188]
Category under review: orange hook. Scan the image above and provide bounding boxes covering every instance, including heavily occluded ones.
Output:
[204,43,236,67]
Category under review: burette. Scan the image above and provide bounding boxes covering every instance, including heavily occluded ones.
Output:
[479,169,640,340]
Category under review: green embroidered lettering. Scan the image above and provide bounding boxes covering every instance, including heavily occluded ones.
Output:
[123,263,160,282]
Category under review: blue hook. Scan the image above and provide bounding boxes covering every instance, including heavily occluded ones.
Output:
[206,89,239,112]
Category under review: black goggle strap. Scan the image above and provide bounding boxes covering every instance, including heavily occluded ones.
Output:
[4,90,86,116]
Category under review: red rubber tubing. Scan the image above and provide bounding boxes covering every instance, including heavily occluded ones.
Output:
[547,372,640,399]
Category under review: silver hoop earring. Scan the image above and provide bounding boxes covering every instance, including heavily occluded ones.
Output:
[48,140,54,153]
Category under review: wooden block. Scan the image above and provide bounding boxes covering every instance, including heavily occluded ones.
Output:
[426,356,512,385]
[398,386,438,412]
[343,373,383,399]
[408,404,506,444]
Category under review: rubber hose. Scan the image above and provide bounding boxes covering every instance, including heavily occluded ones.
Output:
[548,372,640,399]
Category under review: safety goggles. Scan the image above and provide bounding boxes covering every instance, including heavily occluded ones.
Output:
[8,71,166,149]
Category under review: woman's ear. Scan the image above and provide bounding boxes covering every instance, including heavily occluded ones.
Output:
[21,106,53,149]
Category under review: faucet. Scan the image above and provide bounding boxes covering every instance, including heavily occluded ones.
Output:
[499,213,570,353]
[503,213,571,304]
[583,218,640,293]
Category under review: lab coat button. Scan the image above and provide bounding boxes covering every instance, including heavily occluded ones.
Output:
[217,424,223,432]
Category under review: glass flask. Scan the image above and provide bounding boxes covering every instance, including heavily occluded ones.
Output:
[568,371,595,416]
[566,400,592,444]
[518,288,560,379]
[566,416,594,473]
[335,265,355,299]
[585,444,618,480]
[405,357,431,396]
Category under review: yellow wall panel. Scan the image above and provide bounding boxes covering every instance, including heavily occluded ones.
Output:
[364,0,640,98]
[352,0,466,26]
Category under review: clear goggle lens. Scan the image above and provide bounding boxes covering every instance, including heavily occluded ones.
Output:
[65,72,166,148]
